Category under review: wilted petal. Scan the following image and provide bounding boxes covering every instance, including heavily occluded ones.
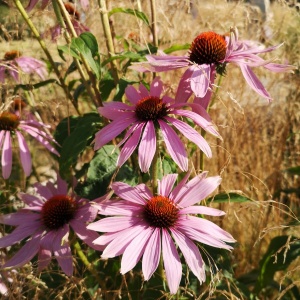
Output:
[16,131,32,176]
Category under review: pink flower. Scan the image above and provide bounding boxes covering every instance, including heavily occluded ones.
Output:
[0,176,104,275]
[87,173,235,294]
[0,50,47,83]
[0,102,59,179]
[94,77,220,172]
[131,28,294,106]
[26,0,89,12]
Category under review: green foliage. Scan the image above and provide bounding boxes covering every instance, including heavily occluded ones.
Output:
[207,192,252,203]
[108,8,150,27]
[54,113,102,179]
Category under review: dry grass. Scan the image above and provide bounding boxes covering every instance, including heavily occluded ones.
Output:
[0,0,300,299]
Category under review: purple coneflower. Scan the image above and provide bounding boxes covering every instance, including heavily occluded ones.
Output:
[94,77,220,172]
[131,27,294,106]
[0,50,47,83]
[0,101,59,179]
[26,0,89,11]
[50,3,90,41]
[0,175,104,275]
[87,173,235,294]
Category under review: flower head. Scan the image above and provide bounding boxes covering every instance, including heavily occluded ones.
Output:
[94,77,220,172]
[0,102,59,179]
[0,175,104,275]
[0,50,47,83]
[87,173,235,294]
[131,28,295,106]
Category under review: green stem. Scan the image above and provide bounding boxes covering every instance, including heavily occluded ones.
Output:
[54,0,103,108]
[13,0,80,115]
[73,240,105,290]
[98,0,119,84]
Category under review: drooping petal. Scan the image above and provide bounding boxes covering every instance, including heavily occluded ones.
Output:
[170,228,206,283]
[3,234,41,268]
[158,120,188,171]
[162,229,182,294]
[165,116,212,158]
[175,68,194,103]
[142,228,161,280]
[38,248,52,272]
[157,174,178,197]
[190,64,211,98]
[53,225,73,276]
[238,63,272,100]
[2,132,12,179]
[138,121,156,173]
[121,226,154,274]
[117,123,144,167]
[15,131,32,176]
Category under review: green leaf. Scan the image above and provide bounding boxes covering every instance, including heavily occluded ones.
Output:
[99,72,115,101]
[76,145,138,199]
[79,32,99,56]
[58,44,81,60]
[207,192,252,203]
[163,43,191,54]
[108,8,150,27]
[256,235,300,292]
[284,166,300,175]
[54,113,102,178]
[14,79,58,92]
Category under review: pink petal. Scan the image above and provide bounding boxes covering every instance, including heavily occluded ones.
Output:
[3,235,40,268]
[38,248,52,272]
[125,85,142,105]
[150,77,163,97]
[190,64,210,98]
[165,116,212,158]
[98,104,134,120]
[102,224,148,258]
[18,192,44,206]
[93,117,136,150]
[53,225,73,276]
[2,131,12,179]
[0,211,40,226]
[158,174,178,197]
[178,176,221,207]
[87,216,140,232]
[175,68,194,103]
[170,228,205,283]
[169,170,192,202]
[138,121,156,173]
[111,182,147,205]
[142,228,161,280]
[117,123,144,167]
[16,131,32,176]
[162,229,182,294]
[238,63,272,100]
[158,120,188,171]
[121,226,154,274]
[94,200,142,216]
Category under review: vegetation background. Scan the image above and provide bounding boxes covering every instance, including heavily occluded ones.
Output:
[0,0,299,299]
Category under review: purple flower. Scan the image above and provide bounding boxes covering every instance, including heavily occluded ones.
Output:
[94,77,220,172]
[26,0,89,12]
[0,176,104,275]
[87,173,235,294]
[0,103,59,179]
[131,28,295,106]
[0,50,47,83]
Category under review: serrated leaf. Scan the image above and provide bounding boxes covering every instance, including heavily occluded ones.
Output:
[108,8,150,27]
[164,43,191,54]
[207,192,252,203]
